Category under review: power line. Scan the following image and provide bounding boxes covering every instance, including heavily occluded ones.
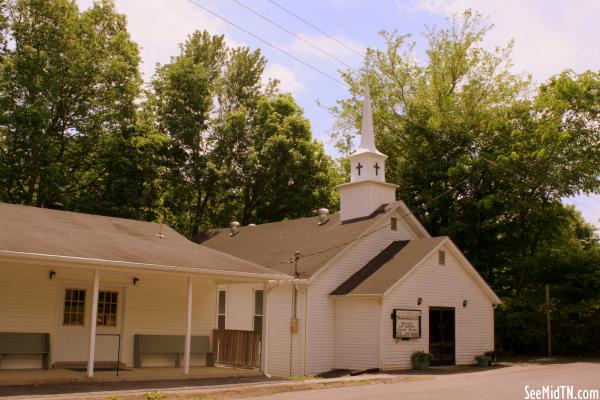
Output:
[184,0,349,88]
[230,0,357,71]
[267,0,364,58]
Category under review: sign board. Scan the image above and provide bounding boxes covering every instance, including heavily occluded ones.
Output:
[392,309,421,339]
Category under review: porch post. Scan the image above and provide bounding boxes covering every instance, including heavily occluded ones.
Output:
[183,276,193,375]
[87,269,100,377]
[261,281,270,375]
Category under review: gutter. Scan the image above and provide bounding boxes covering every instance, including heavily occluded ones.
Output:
[0,250,293,281]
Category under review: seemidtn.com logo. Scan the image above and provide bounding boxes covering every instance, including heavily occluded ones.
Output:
[524,385,600,400]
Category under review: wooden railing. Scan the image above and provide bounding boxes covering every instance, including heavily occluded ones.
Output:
[212,329,261,368]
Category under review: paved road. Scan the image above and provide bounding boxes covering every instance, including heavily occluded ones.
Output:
[245,362,600,400]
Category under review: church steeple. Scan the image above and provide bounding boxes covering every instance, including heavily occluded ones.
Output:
[337,82,398,222]
[359,83,377,152]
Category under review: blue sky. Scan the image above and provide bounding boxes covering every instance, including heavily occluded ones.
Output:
[76,0,600,228]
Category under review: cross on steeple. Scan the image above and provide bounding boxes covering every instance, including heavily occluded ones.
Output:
[356,162,363,176]
[374,162,380,176]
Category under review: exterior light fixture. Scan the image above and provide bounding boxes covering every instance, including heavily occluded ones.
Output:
[133,277,140,286]
[417,297,422,306]
[49,271,56,280]
[463,299,468,308]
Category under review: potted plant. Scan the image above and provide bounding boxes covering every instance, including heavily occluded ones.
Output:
[484,351,497,366]
[411,351,433,370]
[475,355,490,367]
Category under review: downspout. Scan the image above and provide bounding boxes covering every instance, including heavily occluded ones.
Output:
[303,284,309,375]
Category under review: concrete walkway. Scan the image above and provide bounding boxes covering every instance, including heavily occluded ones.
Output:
[1,361,598,399]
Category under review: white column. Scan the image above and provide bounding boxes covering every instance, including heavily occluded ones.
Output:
[261,282,270,375]
[87,269,100,377]
[183,276,193,375]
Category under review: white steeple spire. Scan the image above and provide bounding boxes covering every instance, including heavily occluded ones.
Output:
[359,82,378,152]
[336,80,398,222]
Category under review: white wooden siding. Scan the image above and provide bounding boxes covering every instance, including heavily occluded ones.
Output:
[262,284,306,377]
[220,283,263,331]
[380,244,494,369]
[305,211,419,375]
[334,298,380,370]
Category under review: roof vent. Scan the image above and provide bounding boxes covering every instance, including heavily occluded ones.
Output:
[230,221,241,236]
[317,208,330,225]
[48,202,64,210]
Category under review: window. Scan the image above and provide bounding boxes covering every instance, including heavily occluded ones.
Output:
[391,217,398,231]
[253,289,264,333]
[438,250,446,266]
[63,288,86,326]
[217,290,226,330]
[97,290,118,327]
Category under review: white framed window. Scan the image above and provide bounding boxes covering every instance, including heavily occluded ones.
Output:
[253,289,264,333]
[63,288,86,326]
[97,290,118,327]
[217,289,226,330]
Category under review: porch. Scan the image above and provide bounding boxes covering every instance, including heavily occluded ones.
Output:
[0,261,271,381]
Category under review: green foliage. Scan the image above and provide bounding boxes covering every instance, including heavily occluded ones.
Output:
[150,30,339,236]
[144,392,168,400]
[332,10,600,356]
[410,351,433,361]
[0,0,142,208]
[0,2,339,236]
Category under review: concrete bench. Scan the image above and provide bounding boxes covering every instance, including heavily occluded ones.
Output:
[133,334,213,368]
[0,332,50,369]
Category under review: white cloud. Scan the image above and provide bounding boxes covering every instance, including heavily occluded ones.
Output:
[403,0,600,82]
[76,0,237,80]
[263,63,306,94]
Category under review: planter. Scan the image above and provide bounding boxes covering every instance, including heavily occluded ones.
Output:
[411,358,430,370]
[476,357,490,367]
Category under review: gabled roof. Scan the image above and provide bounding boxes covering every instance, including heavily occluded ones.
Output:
[0,202,287,279]
[195,201,411,278]
[331,237,446,295]
[330,236,501,304]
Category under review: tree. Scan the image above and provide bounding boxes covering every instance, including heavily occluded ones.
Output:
[217,94,340,226]
[150,30,340,237]
[0,0,142,208]
[331,10,600,355]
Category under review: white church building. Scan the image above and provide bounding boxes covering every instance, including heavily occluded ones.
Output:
[0,86,500,380]
[198,85,501,376]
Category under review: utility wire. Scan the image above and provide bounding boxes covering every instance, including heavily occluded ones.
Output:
[185,0,349,88]
[267,0,364,58]
[230,0,357,71]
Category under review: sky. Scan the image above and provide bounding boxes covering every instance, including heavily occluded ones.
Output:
[76,0,600,228]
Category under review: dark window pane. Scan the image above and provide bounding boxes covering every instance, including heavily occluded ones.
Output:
[218,291,226,315]
[254,316,263,333]
[218,315,225,330]
[391,217,398,231]
[254,290,263,315]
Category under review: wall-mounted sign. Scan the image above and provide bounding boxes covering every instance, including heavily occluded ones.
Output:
[391,309,421,339]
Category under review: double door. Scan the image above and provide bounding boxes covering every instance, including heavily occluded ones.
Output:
[428,307,455,366]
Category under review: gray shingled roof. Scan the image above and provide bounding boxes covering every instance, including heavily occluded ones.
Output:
[332,237,447,295]
[195,202,404,278]
[0,202,285,278]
